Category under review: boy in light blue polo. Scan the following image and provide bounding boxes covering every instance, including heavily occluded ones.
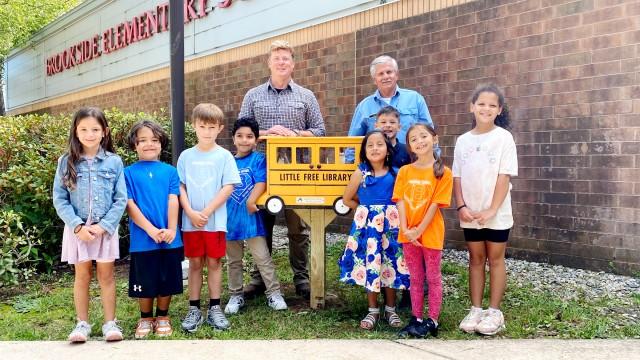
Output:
[178,103,241,332]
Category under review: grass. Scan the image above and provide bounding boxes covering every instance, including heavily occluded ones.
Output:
[0,241,639,340]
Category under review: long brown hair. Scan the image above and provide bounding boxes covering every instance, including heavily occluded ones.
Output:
[63,107,114,189]
[405,123,444,179]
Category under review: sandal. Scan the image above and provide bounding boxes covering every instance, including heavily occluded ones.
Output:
[154,316,173,337]
[360,310,380,330]
[384,306,402,328]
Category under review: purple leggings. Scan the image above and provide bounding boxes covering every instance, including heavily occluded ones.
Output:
[403,243,442,320]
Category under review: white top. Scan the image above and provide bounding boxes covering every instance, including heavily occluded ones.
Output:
[452,126,518,230]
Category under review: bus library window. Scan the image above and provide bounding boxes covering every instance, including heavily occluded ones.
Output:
[296,147,311,164]
[320,147,335,164]
[340,147,355,164]
[277,147,291,164]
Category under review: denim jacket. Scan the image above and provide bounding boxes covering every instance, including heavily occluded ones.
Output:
[52,148,127,235]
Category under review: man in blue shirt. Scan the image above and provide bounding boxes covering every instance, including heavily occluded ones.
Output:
[348,55,434,142]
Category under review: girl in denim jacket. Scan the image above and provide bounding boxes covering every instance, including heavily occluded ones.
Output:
[52,107,127,343]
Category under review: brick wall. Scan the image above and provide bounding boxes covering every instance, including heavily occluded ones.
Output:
[42,0,640,274]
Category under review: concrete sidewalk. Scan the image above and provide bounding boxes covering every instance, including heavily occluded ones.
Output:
[1,339,638,360]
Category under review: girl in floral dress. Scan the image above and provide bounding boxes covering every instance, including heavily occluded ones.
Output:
[339,130,410,330]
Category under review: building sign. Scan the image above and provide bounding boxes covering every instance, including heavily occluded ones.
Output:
[45,0,234,76]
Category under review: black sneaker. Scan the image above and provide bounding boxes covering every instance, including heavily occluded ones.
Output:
[295,283,310,300]
[410,317,438,338]
[397,316,420,338]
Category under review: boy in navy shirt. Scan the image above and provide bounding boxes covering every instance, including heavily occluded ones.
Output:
[224,118,287,314]
[124,120,183,338]
[376,106,411,171]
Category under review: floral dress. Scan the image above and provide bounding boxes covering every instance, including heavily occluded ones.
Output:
[338,164,410,292]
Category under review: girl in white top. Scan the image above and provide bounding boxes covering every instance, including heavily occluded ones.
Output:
[452,84,518,336]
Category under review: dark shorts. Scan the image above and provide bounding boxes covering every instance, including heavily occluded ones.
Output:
[129,247,184,298]
[463,228,510,243]
[183,231,226,258]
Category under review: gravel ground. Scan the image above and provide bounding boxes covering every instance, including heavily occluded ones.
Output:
[272,225,640,302]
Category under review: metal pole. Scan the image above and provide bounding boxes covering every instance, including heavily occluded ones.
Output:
[169,0,184,165]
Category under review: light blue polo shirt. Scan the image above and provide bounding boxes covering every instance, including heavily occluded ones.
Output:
[177,145,241,233]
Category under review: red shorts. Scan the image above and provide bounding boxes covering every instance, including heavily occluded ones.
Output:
[183,231,226,259]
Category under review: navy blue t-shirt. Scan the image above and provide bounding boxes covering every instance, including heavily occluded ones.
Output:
[124,160,182,252]
[226,151,267,241]
[392,141,411,171]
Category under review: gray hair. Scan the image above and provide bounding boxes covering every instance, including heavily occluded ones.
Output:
[369,55,398,78]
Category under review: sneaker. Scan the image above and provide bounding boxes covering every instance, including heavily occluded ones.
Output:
[181,306,204,333]
[224,295,245,314]
[410,318,438,338]
[475,308,505,335]
[134,317,155,339]
[207,305,230,330]
[102,320,123,342]
[154,316,173,337]
[295,283,310,300]
[267,293,288,311]
[459,307,485,333]
[397,316,420,338]
[68,320,92,343]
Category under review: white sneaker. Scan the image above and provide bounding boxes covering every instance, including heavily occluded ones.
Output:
[68,320,91,343]
[459,307,485,333]
[267,292,288,311]
[224,295,245,314]
[475,308,505,335]
[101,320,123,341]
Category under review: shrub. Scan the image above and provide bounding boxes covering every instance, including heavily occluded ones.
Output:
[0,209,40,287]
[0,108,194,277]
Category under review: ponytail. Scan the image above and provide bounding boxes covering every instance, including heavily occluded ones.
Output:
[433,148,444,179]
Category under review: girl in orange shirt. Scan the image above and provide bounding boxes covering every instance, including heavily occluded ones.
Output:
[392,123,452,338]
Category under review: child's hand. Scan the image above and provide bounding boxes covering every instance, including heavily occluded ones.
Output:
[246,201,259,214]
[403,227,421,245]
[147,227,164,243]
[160,229,177,244]
[76,226,96,242]
[86,224,106,237]
[474,208,497,226]
[458,207,475,223]
[187,210,208,228]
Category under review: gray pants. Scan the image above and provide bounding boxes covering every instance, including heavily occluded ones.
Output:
[251,209,309,286]
[227,236,281,297]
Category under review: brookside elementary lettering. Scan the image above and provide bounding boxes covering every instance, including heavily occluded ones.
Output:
[279,172,352,182]
[46,0,237,76]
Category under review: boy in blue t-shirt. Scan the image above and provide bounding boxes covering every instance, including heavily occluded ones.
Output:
[177,103,241,332]
[376,106,411,171]
[124,120,183,338]
[224,118,287,314]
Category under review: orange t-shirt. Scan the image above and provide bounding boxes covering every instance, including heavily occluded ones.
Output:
[392,164,453,249]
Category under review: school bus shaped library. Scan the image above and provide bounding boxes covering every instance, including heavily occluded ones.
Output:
[256,136,363,216]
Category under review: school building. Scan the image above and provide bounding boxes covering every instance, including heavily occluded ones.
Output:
[4,0,640,274]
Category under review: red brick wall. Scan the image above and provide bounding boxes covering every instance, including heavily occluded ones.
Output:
[42,0,640,274]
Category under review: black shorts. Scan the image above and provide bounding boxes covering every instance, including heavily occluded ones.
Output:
[129,247,184,298]
[463,228,510,243]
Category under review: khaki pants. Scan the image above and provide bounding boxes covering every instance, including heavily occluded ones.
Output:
[251,209,309,286]
[226,236,281,297]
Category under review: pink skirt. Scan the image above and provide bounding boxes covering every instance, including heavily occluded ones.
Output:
[61,225,119,264]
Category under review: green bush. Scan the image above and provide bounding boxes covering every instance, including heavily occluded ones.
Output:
[0,210,40,287]
[0,108,194,284]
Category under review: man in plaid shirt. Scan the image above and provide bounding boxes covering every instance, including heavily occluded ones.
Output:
[239,40,325,301]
